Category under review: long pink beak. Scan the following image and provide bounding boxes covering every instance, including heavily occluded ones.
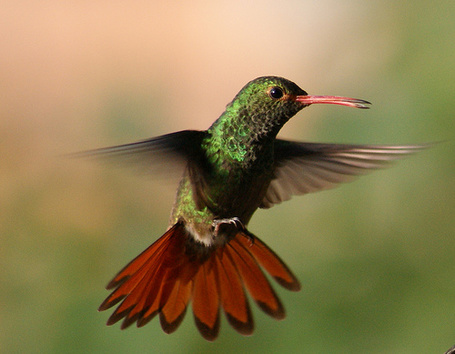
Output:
[296,95,371,109]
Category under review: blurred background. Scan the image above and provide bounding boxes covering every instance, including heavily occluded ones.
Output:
[1,1,454,353]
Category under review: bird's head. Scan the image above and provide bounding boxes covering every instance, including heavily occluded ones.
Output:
[224,76,370,137]
[210,76,370,144]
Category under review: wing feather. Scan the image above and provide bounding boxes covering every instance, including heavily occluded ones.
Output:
[69,130,206,178]
[261,141,429,208]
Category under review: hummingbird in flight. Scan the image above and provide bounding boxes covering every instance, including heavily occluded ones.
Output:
[86,76,425,341]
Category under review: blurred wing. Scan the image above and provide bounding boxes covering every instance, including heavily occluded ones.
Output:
[70,130,207,177]
[261,140,429,208]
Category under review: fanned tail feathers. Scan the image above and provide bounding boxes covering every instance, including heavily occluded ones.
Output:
[99,222,300,341]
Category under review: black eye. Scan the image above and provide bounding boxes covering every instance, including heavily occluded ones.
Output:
[269,87,284,99]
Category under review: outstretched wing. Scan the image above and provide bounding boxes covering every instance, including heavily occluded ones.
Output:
[261,140,428,208]
[70,130,207,177]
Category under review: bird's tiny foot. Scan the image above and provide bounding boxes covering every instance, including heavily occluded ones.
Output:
[212,217,245,236]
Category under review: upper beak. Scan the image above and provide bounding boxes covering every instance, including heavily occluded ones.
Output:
[295,95,371,109]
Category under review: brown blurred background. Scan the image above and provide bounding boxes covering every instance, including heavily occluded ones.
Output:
[1,1,454,353]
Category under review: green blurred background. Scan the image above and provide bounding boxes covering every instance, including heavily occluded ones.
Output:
[1,1,454,353]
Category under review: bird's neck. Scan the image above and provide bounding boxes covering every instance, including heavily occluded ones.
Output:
[204,109,278,171]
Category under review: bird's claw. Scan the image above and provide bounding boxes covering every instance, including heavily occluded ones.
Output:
[212,218,255,245]
[212,217,245,236]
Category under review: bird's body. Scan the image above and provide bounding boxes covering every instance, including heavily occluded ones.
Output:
[89,76,425,340]
[171,77,306,247]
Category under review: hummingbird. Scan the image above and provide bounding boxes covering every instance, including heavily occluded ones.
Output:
[86,76,425,341]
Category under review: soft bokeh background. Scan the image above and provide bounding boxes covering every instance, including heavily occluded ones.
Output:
[1,1,454,353]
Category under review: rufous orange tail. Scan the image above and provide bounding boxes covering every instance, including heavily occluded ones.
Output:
[99,222,301,341]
